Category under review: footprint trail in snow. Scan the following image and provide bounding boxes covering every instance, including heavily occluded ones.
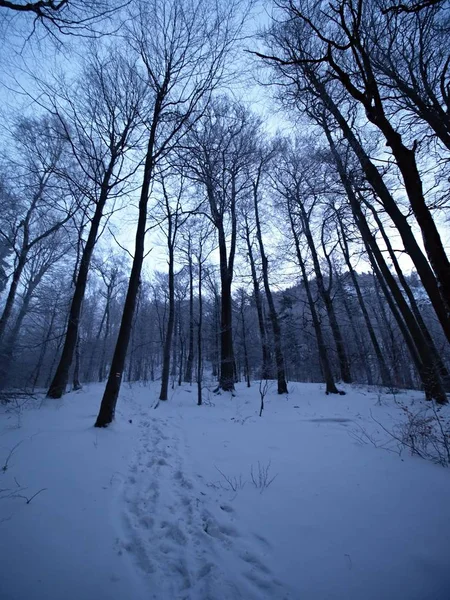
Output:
[118,400,291,600]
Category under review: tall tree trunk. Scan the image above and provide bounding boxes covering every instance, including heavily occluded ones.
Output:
[219,270,235,391]
[336,217,392,387]
[363,101,450,311]
[244,219,271,379]
[0,251,27,344]
[287,206,340,394]
[253,183,288,394]
[184,250,194,383]
[240,294,251,388]
[323,119,447,403]
[308,72,450,343]
[297,202,352,383]
[72,334,82,391]
[86,303,106,382]
[197,256,203,406]
[0,280,33,389]
[358,189,446,401]
[210,286,220,380]
[32,297,59,391]
[47,169,114,399]
[0,263,49,389]
[0,186,41,344]
[215,208,236,392]
[98,304,111,382]
[171,310,178,380]
[364,198,449,380]
[95,111,160,427]
[159,231,175,401]
[372,276,405,387]
[178,313,184,387]
[335,269,374,385]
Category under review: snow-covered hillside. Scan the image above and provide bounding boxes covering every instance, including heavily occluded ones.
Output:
[1,382,449,600]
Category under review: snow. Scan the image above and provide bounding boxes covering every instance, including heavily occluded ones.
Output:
[1,381,449,600]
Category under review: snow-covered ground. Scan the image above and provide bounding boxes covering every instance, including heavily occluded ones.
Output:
[1,381,449,600]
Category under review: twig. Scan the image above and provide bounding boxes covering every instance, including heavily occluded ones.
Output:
[21,488,48,504]
[1,441,23,473]
[214,466,246,492]
[250,461,278,492]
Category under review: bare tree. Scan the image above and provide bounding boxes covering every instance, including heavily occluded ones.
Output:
[0,0,128,39]
[274,147,342,394]
[237,287,251,388]
[321,121,447,402]
[46,47,146,398]
[250,148,288,393]
[191,219,214,406]
[156,174,188,401]
[0,116,75,346]
[258,0,450,323]
[334,209,392,387]
[181,230,195,384]
[370,0,450,151]
[0,232,68,389]
[95,0,247,426]
[257,7,450,345]
[275,143,352,384]
[182,98,256,392]
[241,212,271,380]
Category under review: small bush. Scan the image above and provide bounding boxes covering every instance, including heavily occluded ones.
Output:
[393,403,450,466]
[250,461,277,492]
[214,466,246,492]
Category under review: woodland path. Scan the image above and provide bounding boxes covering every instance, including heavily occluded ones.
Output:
[118,394,292,600]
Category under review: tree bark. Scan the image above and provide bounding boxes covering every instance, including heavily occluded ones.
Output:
[336,215,392,387]
[197,255,203,406]
[334,268,374,385]
[239,293,251,388]
[0,267,43,389]
[244,219,271,379]
[253,180,288,394]
[72,334,82,391]
[184,248,194,383]
[47,168,113,398]
[326,127,447,402]
[296,199,352,383]
[219,269,235,392]
[0,251,27,345]
[215,187,236,392]
[95,103,160,426]
[287,203,340,394]
[364,196,449,380]
[305,71,450,344]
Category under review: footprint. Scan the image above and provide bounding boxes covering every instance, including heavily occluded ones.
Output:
[219,524,239,538]
[160,520,188,545]
[202,518,238,543]
[174,470,193,489]
[240,551,271,574]
[139,515,154,530]
[244,570,274,591]
[171,559,191,589]
[159,543,171,555]
[253,533,272,548]
[198,562,214,579]
[123,535,155,575]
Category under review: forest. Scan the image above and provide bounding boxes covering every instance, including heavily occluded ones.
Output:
[1,0,449,422]
[0,1,450,598]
